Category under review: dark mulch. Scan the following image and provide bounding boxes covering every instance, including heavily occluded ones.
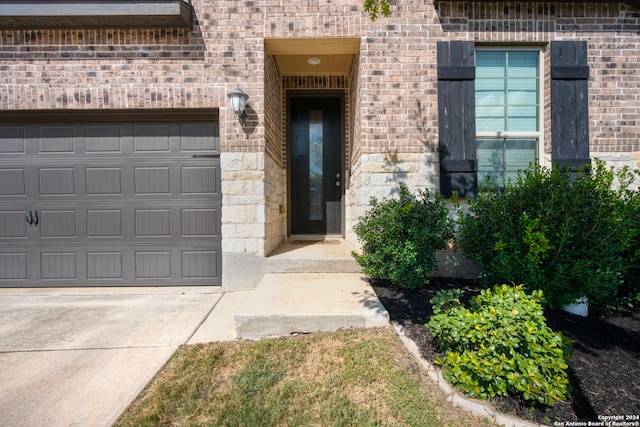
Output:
[371,277,640,425]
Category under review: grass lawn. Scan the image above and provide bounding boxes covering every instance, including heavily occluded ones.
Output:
[115,327,494,427]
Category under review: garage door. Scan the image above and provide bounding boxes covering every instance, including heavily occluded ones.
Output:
[0,111,221,287]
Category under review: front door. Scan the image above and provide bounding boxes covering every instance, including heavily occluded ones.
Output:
[289,96,343,235]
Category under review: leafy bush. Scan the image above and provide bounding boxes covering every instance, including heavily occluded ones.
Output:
[458,160,639,312]
[618,172,640,312]
[427,285,572,407]
[352,184,454,289]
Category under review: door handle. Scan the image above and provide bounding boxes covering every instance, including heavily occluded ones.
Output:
[191,154,220,159]
[25,210,39,226]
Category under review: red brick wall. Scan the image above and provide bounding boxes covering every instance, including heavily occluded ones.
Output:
[264,52,282,166]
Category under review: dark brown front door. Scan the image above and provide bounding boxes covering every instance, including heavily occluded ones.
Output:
[289,96,343,235]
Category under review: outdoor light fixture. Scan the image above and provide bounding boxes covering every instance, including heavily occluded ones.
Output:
[227,87,249,125]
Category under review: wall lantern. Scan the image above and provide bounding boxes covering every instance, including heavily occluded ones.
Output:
[227,87,249,125]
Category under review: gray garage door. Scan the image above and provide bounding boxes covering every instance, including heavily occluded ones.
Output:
[0,111,221,287]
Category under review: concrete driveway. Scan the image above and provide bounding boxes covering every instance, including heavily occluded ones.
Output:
[0,287,222,427]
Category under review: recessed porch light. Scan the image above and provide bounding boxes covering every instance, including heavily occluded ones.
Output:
[307,57,321,65]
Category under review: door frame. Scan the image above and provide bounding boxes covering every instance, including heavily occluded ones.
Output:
[286,90,346,238]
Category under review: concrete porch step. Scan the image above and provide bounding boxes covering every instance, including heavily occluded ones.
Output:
[234,273,390,340]
[264,239,361,274]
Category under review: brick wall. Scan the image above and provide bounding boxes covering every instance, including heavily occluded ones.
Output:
[264,52,286,254]
[2,1,638,158]
[0,28,218,110]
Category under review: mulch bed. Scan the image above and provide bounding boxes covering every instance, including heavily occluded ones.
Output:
[371,277,640,425]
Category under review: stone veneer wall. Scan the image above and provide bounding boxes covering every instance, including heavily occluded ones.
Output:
[220,152,266,256]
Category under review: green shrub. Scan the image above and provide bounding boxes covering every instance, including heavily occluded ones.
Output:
[458,160,639,312]
[352,184,454,289]
[618,170,640,312]
[427,285,572,407]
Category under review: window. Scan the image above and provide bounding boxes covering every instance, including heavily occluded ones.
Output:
[475,50,541,187]
[437,41,588,198]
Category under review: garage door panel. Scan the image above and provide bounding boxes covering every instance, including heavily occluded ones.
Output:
[134,125,171,152]
[0,169,26,195]
[0,127,25,153]
[0,243,222,285]
[87,210,123,238]
[0,212,27,239]
[135,251,172,279]
[134,167,171,194]
[181,123,220,151]
[182,251,218,278]
[135,209,171,237]
[181,166,219,194]
[87,252,123,279]
[0,253,27,280]
[39,168,75,195]
[86,167,123,195]
[39,210,76,238]
[86,126,122,153]
[41,252,77,280]
[39,126,76,153]
[1,116,221,287]
[182,209,219,237]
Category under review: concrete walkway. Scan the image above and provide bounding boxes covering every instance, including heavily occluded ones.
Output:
[0,262,389,426]
[0,286,223,427]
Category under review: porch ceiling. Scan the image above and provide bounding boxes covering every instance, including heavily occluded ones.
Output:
[265,38,360,76]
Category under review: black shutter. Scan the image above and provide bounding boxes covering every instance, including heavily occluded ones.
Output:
[437,41,477,198]
[551,41,590,170]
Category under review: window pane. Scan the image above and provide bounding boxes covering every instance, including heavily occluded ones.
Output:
[309,110,323,221]
[476,50,539,134]
[477,139,504,167]
[508,52,538,78]
[505,139,536,169]
[477,139,505,187]
[476,52,506,77]
[504,139,536,184]
[476,106,506,132]
[507,79,538,104]
[476,79,506,105]
[478,138,537,187]
[507,105,538,131]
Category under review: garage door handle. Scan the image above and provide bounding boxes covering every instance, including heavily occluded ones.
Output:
[191,154,220,159]
[26,210,38,226]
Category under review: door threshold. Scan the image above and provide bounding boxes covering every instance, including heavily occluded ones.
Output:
[288,234,344,241]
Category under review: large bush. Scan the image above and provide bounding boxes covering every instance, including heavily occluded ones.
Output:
[427,285,572,407]
[352,184,454,289]
[458,160,639,312]
[619,173,640,312]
